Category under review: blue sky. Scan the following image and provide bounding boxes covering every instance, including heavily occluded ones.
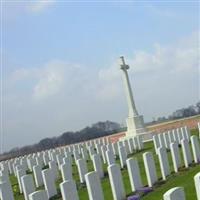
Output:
[1,1,199,152]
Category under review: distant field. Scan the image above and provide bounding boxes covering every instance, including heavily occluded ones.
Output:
[10,129,200,200]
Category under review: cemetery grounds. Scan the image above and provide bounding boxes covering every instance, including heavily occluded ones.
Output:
[10,129,200,200]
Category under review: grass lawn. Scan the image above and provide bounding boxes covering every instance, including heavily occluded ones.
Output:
[10,129,200,200]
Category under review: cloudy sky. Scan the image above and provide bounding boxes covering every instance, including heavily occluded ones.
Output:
[1,1,199,152]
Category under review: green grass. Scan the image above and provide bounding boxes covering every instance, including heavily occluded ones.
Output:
[10,129,200,200]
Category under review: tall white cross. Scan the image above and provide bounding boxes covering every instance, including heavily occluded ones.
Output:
[119,56,138,118]
[119,56,146,137]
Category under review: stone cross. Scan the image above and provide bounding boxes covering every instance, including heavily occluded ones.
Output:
[119,56,146,137]
[119,56,138,117]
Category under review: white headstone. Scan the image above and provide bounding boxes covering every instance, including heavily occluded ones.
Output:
[123,140,130,154]
[33,165,43,187]
[27,157,36,172]
[80,147,88,161]
[128,138,134,154]
[198,122,200,139]
[36,155,44,168]
[101,146,107,164]
[184,126,190,141]
[137,135,144,150]
[29,190,48,200]
[92,154,104,178]
[63,156,72,166]
[21,175,35,200]
[118,145,127,168]
[153,135,160,154]
[56,154,64,169]
[168,130,174,144]
[170,143,181,173]
[172,129,179,144]
[163,132,170,149]
[77,158,88,183]
[133,137,139,150]
[16,167,26,193]
[108,164,126,200]
[0,172,12,193]
[106,150,115,166]
[158,133,165,148]
[191,135,200,163]
[194,172,200,200]
[42,168,57,198]
[60,180,79,200]
[143,152,157,187]
[126,158,142,192]
[60,162,73,181]
[177,128,183,144]
[163,187,185,200]
[157,147,170,180]
[181,139,192,168]
[73,149,80,162]
[49,160,59,180]
[112,142,119,156]
[96,144,102,157]
[0,181,14,200]
[43,153,50,166]
[85,171,104,200]
[88,146,96,159]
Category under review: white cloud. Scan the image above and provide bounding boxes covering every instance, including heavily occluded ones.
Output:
[10,60,89,101]
[96,30,199,104]
[100,30,198,75]
[3,0,56,22]
[146,4,177,18]
[28,0,55,13]
[33,64,64,100]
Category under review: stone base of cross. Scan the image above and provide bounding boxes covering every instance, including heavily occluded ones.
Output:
[126,115,147,136]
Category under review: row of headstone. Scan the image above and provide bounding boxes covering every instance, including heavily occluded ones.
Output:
[2,167,198,200]
[0,145,143,200]
[0,133,145,200]
[1,124,199,200]
[153,126,191,153]
[0,136,109,174]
